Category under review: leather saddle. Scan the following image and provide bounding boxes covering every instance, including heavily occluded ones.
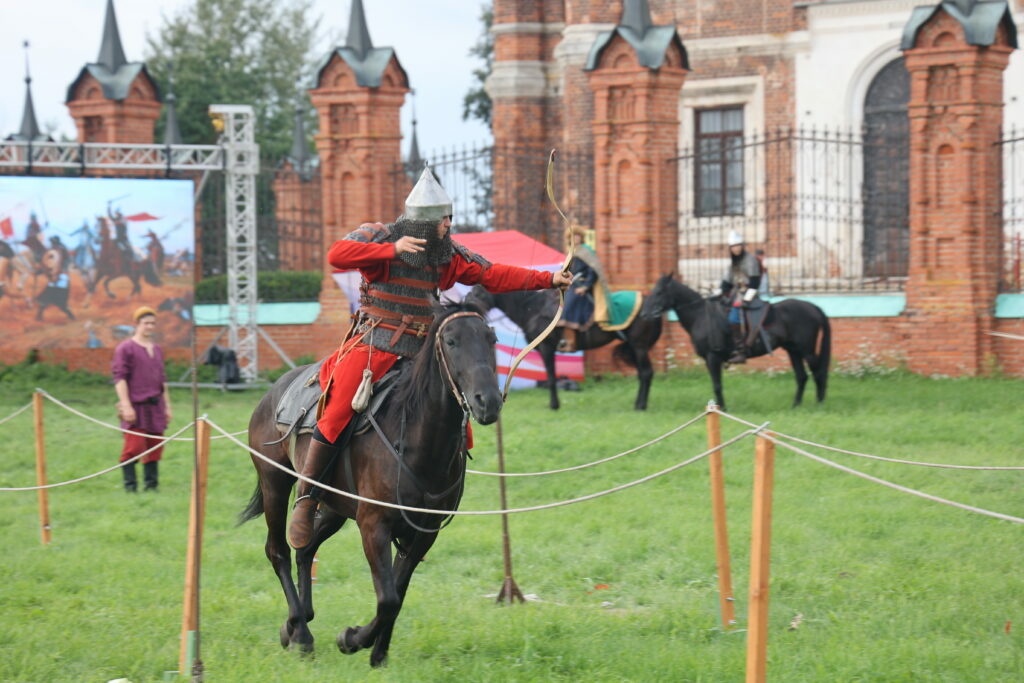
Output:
[272,360,404,444]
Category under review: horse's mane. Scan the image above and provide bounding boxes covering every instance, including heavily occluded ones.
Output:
[389,299,483,419]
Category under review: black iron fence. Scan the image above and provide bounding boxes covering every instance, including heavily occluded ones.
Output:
[672,126,909,294]
[1002,129,1024,293]
[198,159,321,278]
[392,144,594,250]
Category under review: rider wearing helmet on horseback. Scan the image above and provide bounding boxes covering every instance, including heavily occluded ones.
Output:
[287,167,574,549]
[109,204,133,273]
[721,230,763,364]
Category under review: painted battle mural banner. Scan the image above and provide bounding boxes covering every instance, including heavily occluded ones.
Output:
[0,176,195,351]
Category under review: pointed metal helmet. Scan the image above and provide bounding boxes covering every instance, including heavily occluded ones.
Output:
[727,229,744,246]
[404,166,453,222]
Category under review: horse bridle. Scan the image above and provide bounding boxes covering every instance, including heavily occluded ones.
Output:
[433,310,486,413]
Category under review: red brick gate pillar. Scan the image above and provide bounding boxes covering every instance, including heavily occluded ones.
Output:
[586,33,687,291]
[308,38,409,357]
[902,7,1015,375]
[487,0,564,243]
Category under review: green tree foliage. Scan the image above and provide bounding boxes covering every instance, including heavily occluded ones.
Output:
[461,3,493,128]
[144,0,320,160]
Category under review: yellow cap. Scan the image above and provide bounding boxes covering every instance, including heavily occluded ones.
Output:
[133,306,157,322]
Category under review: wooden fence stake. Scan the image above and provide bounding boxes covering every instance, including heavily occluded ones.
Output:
[494,415,525,604]
[179,418,211,677]
[33,391,51,546]
[706,404,735,629]
[746,433,776,683]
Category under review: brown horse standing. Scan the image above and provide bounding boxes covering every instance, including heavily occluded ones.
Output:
[240,302,502,667]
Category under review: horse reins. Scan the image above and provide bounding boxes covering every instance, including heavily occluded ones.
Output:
[433,311,485,413]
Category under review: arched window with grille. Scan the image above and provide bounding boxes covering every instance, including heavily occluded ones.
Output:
[862,57,910,279]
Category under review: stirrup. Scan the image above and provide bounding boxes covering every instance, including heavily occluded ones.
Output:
[293,494,314,508]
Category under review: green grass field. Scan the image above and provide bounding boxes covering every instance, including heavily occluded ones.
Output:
[0,366,1022,682]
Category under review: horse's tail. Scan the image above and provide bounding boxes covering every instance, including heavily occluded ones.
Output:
[814,311,831,400]
[238,482,264,525]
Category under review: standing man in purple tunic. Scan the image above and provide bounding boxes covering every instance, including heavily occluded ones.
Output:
[112,306,172,492]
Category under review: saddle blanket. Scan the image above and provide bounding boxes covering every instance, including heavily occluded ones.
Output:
[594,287,643,332]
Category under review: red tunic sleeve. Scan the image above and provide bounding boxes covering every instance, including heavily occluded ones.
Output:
[327,224,397,282]
[441,254,554,292]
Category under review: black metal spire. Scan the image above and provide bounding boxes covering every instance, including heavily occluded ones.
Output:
[346,0,374,60]
[407,93,423,174]
[97,0,128,71]
[621,0,654,36]
[289,95,309,170]
[18,41,42,141]
[163,62,182,145]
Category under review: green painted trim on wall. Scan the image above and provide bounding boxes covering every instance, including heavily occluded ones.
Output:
[667,294,905,322]
[767,294,906,317]
[194,302,321,326]
[995,293,1024,318]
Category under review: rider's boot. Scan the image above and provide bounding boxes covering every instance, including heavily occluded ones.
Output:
[727,323,747,364]
[288,433,337,549]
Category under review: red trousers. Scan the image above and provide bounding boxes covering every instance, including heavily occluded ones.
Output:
[120,431,164,463]
[316,336,473,448]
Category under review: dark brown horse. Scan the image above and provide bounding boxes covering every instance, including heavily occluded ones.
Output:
[240,301,501,667]
[464,285,662,410]
[641,274,831,411]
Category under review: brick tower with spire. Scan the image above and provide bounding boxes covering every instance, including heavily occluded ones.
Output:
[65,0,161,144]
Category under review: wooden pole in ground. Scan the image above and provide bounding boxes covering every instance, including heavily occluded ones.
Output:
[179,417,211,677]
[32,391,51,545]
[746,433,776,683]
[494,415,525,604]
[705,403,735,629]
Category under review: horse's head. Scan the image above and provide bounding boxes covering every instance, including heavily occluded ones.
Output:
[641,273,678,319]
[432,302,502,425]
[462,285,495,313]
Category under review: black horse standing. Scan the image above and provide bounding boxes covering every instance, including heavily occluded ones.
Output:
[241,303,501,667]
[465,285,662,410]
[641,274,830,411]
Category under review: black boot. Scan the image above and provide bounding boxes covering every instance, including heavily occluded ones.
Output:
[288,435,338,549]
[727,323,747,364]
[143,461,159,491]
[122,462,138,493]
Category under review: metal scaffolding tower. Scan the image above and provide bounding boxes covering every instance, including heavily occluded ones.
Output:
[0,103,262,380]
[209,105,259,381]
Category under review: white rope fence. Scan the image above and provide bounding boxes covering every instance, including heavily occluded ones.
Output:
[764,434,1024,525]
[0,402,31,426]
[36,388,247,441]
[713,408,1024,524]
[5,388,1021,525]
[466,410,710,477]
[204,417,765,516]
[0,421,197,491]
[713,408,1024,470]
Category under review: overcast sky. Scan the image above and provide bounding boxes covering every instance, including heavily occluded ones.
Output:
[0,0,492,156]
